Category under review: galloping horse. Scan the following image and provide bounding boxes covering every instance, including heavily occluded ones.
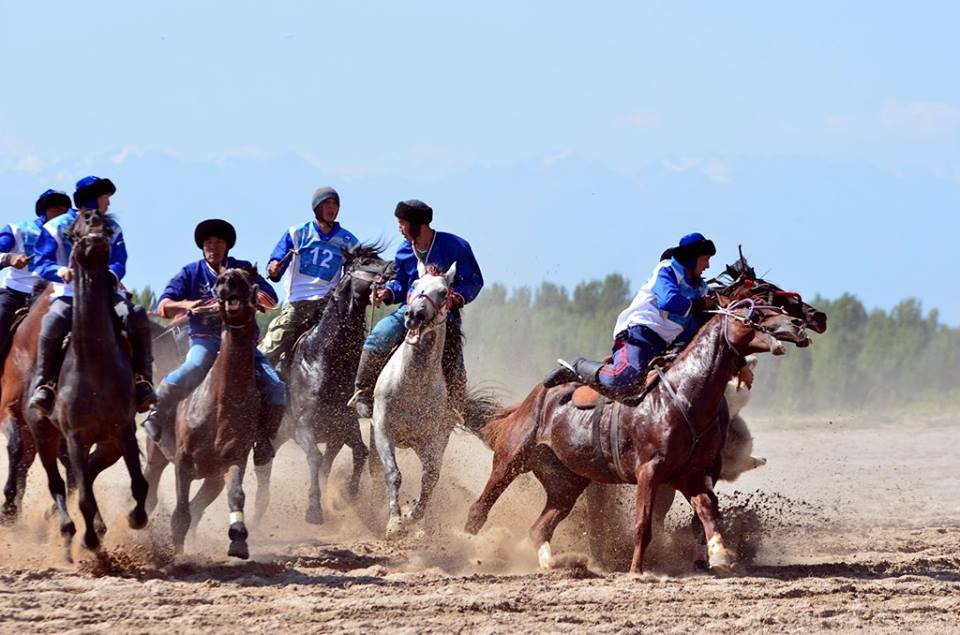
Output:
[149,267,263,559]
[26,209,148,558]
[254,243,392,524]
[370,262,458,537]
[463,285,812,573]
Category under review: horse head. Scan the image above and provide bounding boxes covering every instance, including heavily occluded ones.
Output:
[404,261,456,345]
[67,209,114,269]
[215,266,258,327]
[713,248,827,339]
[719,299,811,357]
[336,241,395,313]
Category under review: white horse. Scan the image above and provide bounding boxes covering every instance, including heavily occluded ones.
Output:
[369,262,458,538]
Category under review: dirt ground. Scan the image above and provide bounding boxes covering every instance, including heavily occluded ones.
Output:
[0,414,957,633]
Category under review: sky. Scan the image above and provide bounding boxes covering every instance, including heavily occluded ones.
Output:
[1,2,958,321]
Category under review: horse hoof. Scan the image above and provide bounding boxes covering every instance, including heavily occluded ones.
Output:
[228,540,249,560]
[707,535,735,575]
[82,534,101,552]
[304,507,324,525]
[128,508,148,530]
[0,507,17,526]
[385,516,407,540]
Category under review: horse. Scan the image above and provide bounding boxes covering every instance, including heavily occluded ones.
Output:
[369,262,458,538]
[463,287,811,574]
[26,209,148,559]
[150,266,263,559]
[253,243,393,524]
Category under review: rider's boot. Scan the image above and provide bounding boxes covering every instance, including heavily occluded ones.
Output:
[129,320,157,413]
[141,381,188,443]
[253,403,285,467]
[543,357,604,388]
[28,334,67,416]
[349,349,391,419]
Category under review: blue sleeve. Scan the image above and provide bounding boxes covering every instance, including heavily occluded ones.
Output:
[677,313,708,345]
[0,226,14,253]
[385,250,411,304]
[108,229,127,281]
[268,231,295,277]
[35,226,63,282]
[450,239,484,304]
[159,266,190,302]
[652,266,693,316]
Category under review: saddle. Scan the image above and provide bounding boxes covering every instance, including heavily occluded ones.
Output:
[569,351,679,410]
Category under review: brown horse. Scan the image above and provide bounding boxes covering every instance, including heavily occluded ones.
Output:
[153,266,261,559]
[26,210,148,559]
[463,291,811,573]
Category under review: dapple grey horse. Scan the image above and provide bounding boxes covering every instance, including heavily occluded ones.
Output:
[369,262,458,538]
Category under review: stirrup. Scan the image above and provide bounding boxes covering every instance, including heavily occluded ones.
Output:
[557,358,576,372]
[134,375,154,388]
[346,389,363,408]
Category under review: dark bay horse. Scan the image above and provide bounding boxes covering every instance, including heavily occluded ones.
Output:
[26,210,148,558]
[255,244,393,524]
[464,290,811,574]
[151,266,262,559]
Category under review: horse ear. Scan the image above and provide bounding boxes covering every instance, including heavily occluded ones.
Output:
[445,261,457,285]
[417,260,427,278]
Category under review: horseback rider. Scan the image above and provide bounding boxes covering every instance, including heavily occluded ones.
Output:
[544,232,719,396]
[0,190,72,356]
[28,176,157,416]
[142,219,286,466]
[351,199,484,418]
[259,186,359,370]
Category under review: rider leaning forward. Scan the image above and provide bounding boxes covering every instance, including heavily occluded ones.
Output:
[0,189,71,355]
[544,232,719,396]
[28,176,157,416]
[351,199,484,419]
[143,219,286,465]
[259,186,359,370]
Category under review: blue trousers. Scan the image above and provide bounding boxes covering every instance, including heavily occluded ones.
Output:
[164,337,287,406]
[598,325,667,397]
[363,304,408,353]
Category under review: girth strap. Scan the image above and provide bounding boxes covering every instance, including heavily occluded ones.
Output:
[590,395,606,465]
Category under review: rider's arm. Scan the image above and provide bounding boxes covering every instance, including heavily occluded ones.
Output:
[156,266,192,318]
[449,237,484,306]
[254,270,280,309]
[0,225,16,269]
[107,227,127,284]
[34,225,65,282]
[652,266,694,316]
[267,231,295,282]
[383,248,413,305]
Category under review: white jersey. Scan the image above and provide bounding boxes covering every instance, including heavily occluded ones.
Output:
[281,221,359,302]
[0,218,45,294]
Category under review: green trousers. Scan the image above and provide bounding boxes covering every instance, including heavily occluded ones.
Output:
[258,298,325,363]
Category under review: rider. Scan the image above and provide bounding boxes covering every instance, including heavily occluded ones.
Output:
[28,176,157,416]
[0,190,71,356]
[544,232,718,397]
[351,199,484,419]
[143,219,286,466]
[259,186,359,370]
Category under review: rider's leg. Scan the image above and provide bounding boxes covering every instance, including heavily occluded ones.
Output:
[0,288,29,356]
[142,338,218,441]
[114,298,157,412]
[441,316,467,416]
[28,297,72,416]
[258,298,324,367]
[252,351,287,466]
[351,305,407,418]
[596,327,664,397]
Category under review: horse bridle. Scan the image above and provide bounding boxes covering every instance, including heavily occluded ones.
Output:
[406,275,453,331]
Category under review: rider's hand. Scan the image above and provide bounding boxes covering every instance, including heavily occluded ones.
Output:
[10,254,30,269]
[267,259,284,281]
[58,266,75,283]
[184,299,206,314]
[370,288,392,307]
[691,295,718,314]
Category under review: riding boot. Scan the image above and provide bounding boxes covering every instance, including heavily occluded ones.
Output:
[28,335,68,416]
[543,357,603,388]
[349,348,391,419]
[129,322,157,413]
[253,404,285,467]
[141,381,189,443]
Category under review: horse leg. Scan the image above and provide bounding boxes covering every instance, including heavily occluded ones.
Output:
[170,458,193,554]
[189,475,225,535]
[529,449,590,569]
[86,442,125,538]
[628,461,660,574]
[409,435,449,526]
[3,422,25,522]
[226,462,249,560]
[12,434,36,523]
[65,436,102,551]
[143,440,169,515]
[371,421,404,539]
[120,424,149,530]
[464,436,533,535]
[252,462,272,525]
[345,425,368,500]
[36,433,75,560]
[58,438,76,494]
[679,475,732,574]
[293,424,324,525]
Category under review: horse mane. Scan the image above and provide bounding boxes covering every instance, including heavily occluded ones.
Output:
[345,239,388,262]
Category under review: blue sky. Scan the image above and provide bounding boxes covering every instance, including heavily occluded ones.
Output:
[1,3,958,320]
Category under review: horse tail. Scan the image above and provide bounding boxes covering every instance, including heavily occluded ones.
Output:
[477,383,548,451]
[458,385,504,438]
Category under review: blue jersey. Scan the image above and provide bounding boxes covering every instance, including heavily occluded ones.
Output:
[159,257,278,339]
[385,231,484,309]
[34,210,127,298]
[0,215,48,293]
[612,258,709,344]
[268,221,359,302]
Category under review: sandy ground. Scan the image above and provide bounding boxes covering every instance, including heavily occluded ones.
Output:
[0,414,957,633]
